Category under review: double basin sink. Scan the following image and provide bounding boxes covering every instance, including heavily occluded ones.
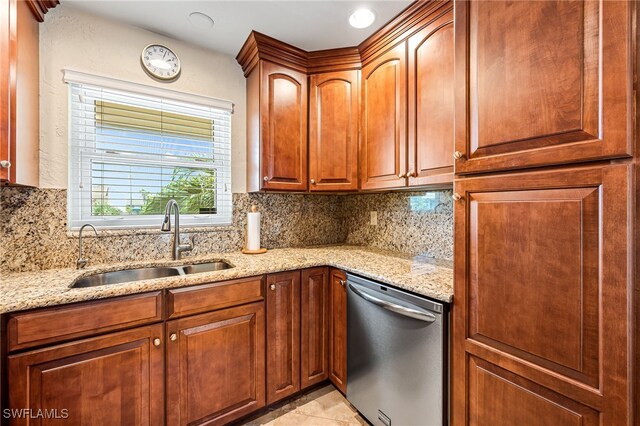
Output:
[72,261,233,288]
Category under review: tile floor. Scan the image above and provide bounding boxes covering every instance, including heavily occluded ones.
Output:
[241,385,369,425]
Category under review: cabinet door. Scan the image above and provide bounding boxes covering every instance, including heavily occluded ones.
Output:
[329,268,347,394]
[300,267,329,389]
[452,164,632,425]
[166,303,265,425]
[260,61,308,191]
[454,1,633,175]
[0,0,11,182]
[360,42,407,190]
[309,70,359,191]
[266,271,301,404]
[8,324,164,426]
[407,8,454,187]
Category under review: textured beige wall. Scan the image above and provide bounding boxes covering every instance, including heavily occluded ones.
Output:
[39,4,247,192]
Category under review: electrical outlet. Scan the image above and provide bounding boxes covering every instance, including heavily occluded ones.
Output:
[370,211,378,226]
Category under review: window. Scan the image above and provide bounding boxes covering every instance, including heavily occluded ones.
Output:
[64,70,233,229]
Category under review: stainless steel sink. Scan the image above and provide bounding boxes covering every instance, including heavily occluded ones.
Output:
[72,267,182,288]
[71,261,234,288]
[182,261,233,274]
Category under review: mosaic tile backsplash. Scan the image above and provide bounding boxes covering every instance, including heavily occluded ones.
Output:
[0,187,452,273]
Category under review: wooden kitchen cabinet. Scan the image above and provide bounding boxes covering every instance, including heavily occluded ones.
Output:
[328,268,347,394]
[166,303,266,425]
[8,324,165,425]
[454,0,634,175]
[407,7,454,187]
[452,164,632,425]
[245,59,308,192]
[266,270,301,404]
[0,0,54,185]
[308,70,359,191]
[360,42,407,191]
[300,267,330,388]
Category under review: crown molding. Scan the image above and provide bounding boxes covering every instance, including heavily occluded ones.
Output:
[25,0,59,22]
[236,31,308,77]
[358,0,450,64]
[308,47,361,74]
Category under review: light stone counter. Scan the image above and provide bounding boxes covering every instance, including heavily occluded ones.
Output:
[0,245,453,314]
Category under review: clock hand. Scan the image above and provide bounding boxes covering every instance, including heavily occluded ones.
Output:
[163,51,167,59]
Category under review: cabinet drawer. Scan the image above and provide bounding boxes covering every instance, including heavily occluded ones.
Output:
[7,292,163,352]
[166,276,265,318]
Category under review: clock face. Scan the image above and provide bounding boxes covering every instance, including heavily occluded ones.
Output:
[141,44,181,80]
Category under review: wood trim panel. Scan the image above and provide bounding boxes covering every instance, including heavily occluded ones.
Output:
[454,0,634,175]
[236,31,308,77]
[266,271,301,404]
[452,164,633,425]
[166,276,265,318]
[300,267,330,389]
[307,47,361,74]
[7,292,163,352]
[328,268,347,394]
[166,303,266,425]
[8,324,165,426]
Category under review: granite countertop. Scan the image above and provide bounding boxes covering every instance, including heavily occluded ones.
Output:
[0,245,453,314]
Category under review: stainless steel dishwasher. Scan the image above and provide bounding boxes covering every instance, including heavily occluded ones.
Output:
[346,273,448,426]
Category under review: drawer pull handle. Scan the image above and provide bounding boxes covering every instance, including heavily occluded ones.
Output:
[170,333,177,342]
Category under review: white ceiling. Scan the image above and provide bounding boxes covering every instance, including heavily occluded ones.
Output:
[64,0,413,57]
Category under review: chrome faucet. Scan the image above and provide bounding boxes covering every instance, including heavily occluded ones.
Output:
[161,199,192,260]
[77,224,98,269]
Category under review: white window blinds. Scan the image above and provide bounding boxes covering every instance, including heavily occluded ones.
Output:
[65,71,232,229]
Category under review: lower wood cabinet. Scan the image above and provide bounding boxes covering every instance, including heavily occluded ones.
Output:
[266,270,301,404]
[166,302,265,426]
[8,324,165,426]
[328,268,347,394]
[300,267,330,388]
[452,164,633,425]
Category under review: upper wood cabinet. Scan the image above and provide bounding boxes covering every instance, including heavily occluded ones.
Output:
[0,0,54,185]
[166,303,265,425]
[360,42,407,191]
[407,8,454,186]
[257,61,308,191]
[309,70,359,191]
[9,324,165,426]
[266,270,301,404]
[452,164,633,425]
[454,0,634,175]
[300,267,330,388]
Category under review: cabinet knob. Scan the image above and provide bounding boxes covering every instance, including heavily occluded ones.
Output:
[263,176,269,182]
[453,151,465,160]
[270,284,276,291]
[339,279,346,287]
[0,160,10,168]
[310,179,316,185]
[170,333,177,342]
[153,338,161,347]
[408,171,417,178]
[397,173,407,179]
[452,192,463,201]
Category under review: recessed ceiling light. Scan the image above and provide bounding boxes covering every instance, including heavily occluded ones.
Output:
[349,8,376,29]
[188,12,214,30]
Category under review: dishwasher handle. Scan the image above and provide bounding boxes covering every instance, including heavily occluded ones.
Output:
[348,282,436,323]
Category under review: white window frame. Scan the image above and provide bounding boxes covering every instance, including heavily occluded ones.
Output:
[64,70,234,230]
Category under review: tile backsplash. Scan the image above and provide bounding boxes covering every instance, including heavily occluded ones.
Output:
[1,187,452,273]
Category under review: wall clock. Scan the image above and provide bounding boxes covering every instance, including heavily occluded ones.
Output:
[141,44,181,81]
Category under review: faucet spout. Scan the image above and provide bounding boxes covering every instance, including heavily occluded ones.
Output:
[77,223,98,269]
[161,199,192,260]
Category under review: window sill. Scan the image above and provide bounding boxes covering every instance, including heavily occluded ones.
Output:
[67,224,237,238]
